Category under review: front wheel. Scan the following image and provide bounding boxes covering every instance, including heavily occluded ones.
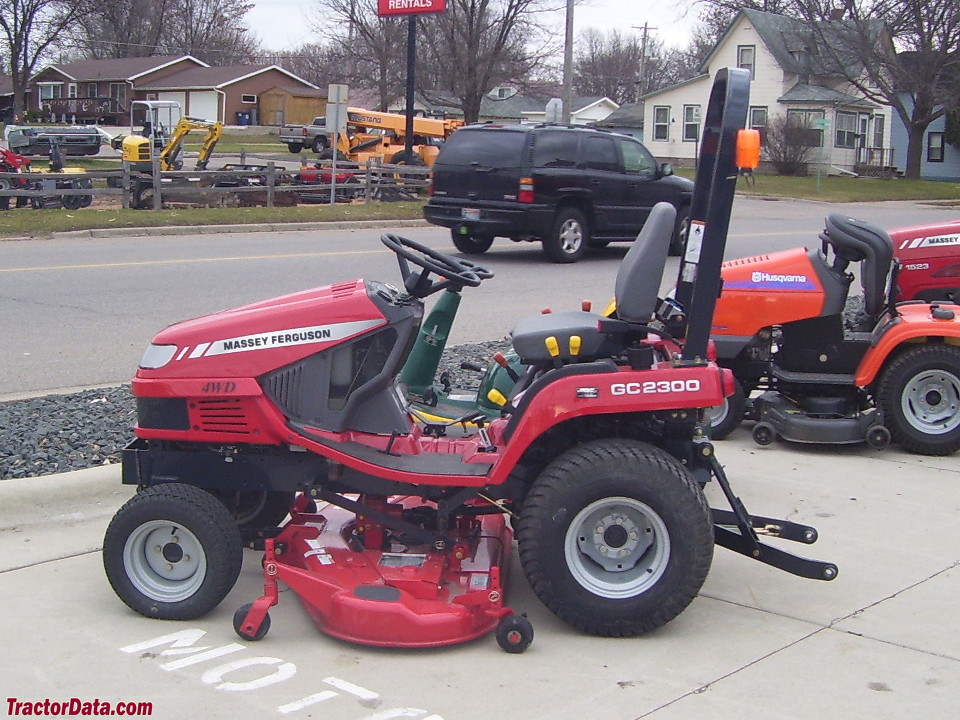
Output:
[516,439,713,636]
[103,483,243,620]
[669,205,690,257]
[450,228,494,255]
[878,344,960,455]
[703,377,746,440]
[311,136,328,153]
[544,207,589,263]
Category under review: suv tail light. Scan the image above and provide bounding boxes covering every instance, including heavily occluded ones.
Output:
[518,176,534,203]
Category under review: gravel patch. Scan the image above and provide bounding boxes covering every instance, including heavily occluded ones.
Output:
[0,340,511,480]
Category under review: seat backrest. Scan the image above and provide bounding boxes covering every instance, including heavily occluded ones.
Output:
[823,214,894,316]
[615,202,676,323]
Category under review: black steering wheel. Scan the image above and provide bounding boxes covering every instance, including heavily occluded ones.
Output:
[381,233,494,298]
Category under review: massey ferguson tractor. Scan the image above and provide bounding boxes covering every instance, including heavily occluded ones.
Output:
[102,69,835,653]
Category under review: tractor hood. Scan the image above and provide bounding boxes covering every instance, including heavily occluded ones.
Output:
[137,278,388,379]
[889,220,960,303]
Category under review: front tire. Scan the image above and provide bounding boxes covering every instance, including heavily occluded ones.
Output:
[450,228,494,255]
[669,204,690,257]
[878,344,960,455]
[516,439,713,636]
[103,483,243,620]
[544,207,588,263]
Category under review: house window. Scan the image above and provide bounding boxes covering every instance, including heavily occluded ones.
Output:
[68,83,78,99]
[737,45,755,80]
[653,106,670,141]
[928,132,944,163]
[835,111,857,148]
[109,82,126,105]
[38,84,63,100]
[241,94,257,104]
[872,115,884,148]
[683,105,700,142]
[87,83,97,98]
[749,106,768,141]
[787,108,824,147]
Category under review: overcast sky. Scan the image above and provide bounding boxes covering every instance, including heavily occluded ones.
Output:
[244,0,694,54]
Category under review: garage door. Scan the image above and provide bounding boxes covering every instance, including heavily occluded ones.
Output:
[156,93,185,124]
[188,92,219,123]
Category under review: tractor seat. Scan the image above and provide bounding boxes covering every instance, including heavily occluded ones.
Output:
[822,214,894,316]
[510,203,677,363]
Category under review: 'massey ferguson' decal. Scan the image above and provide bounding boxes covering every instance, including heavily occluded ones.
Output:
[900,233,960,250]
[188,319,383,359]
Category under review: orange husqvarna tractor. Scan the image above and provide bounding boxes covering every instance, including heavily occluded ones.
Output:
[102,69,835,653]
[704,215,960,454]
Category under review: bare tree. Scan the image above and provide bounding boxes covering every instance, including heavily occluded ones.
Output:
[792,0,960,178]
[573,29,642,103]
[311,0,407,110]
[66,0,172,58]
[0,0,90,118]
[160,0,260,64]
[417,0,554,123]
[269,43,344,89]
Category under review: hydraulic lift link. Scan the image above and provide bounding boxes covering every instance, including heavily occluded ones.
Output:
[708,456,838,581]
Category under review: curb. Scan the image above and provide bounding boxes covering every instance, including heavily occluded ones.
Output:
[0,464,127,531]
[52,218,430,240]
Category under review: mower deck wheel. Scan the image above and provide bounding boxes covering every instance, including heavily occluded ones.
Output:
[103,483,242,620]
[496,614,534,653]
[233,603,271,641]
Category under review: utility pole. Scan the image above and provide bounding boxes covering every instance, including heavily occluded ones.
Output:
[562,0,574,123]
[632,22,656,100]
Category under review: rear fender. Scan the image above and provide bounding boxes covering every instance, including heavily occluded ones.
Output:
[854,305,960,386]
[487,361,730,483]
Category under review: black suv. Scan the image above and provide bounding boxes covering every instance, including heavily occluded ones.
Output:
[423,124,694,263]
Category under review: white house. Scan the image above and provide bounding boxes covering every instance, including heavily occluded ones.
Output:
[642,9,892,175]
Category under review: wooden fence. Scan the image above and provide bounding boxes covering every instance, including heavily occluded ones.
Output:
[0,158,430,210]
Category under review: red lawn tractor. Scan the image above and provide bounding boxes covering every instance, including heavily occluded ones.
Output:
[102,69,835,653]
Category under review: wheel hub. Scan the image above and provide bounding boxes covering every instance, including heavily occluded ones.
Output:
[559,220,583,254]
[124,520,206,601]
[565,497,670,599]
[903,369,960,434]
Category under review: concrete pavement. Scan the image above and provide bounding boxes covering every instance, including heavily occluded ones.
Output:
[1,431,957,719]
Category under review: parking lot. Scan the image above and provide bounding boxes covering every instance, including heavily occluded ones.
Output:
[1,198,958,718]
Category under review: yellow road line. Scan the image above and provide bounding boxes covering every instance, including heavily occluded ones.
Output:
[0,248,385,273]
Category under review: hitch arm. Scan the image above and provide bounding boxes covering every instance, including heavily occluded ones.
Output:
[707,455,838,582]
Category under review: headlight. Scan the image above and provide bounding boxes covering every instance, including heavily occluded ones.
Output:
[140,344,177,369]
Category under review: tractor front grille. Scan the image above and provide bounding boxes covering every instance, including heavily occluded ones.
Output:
[194,398,253,435]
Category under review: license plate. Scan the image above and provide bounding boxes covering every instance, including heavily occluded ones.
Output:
[461,208,481,221]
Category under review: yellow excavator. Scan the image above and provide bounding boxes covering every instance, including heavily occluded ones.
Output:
[112,100,223,171]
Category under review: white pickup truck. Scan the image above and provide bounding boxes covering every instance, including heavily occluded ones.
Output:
[277,117,330,154]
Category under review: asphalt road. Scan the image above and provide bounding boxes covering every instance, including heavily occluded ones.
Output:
[1,196,958,397]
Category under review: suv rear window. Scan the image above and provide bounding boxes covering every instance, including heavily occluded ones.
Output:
[533,130,578,168]
[437,128,526,168]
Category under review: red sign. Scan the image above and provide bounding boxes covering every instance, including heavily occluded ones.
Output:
[377,0,446,16]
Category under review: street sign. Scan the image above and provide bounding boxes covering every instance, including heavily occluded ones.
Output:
[327,85,348,135]
[377,0,446,16]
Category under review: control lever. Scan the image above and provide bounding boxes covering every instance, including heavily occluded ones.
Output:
[493,352,520,382]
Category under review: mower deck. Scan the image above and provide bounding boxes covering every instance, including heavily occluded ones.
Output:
[237,495,515,648]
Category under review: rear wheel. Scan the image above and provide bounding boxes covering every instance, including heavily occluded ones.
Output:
[390,150,426,166]
[103,483,243,620]
[516,438,713,636]
[287,143,303,154]
[544,207,588,263]
[450,228,494,255]
[0,178,10,211]
[318,148,348,162]
[878,344,960,455]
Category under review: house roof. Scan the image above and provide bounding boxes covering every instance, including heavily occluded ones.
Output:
[778,82,877,108]
[594,102,644,127]
[138,65,317,91]
[700,8,880,78]
[34,55,207,82]
[639,73,710,101]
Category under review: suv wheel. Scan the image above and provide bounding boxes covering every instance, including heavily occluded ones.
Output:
[545,208,588,263]
[450,229,494,255]
[670,205,690,257]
